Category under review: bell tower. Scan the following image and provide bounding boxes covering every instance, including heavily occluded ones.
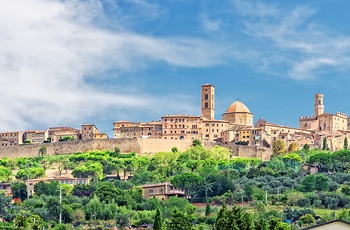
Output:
[314,94,324,117]
[201,84,215,120]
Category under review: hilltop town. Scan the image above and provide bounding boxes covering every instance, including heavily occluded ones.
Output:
[3,84,349,153]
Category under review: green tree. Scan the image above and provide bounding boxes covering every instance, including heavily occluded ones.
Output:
[315,174,329,191]
[25,214,43,230]
[213,204,253,230]
[16,167,45,180]
[298,214,315,227]
[115,209,131,229]
[322,137,328,150]
[53,223,67,230]
[303,144,310,152]
[344,137,349,150]
[205,200,211,217]
[91,181,126,205]
[192,139,202,147]
[171,173,203,200]
[288,142,298,152]
[153,208,163,230]
[73,209,85,222]
[171,146,178,153]
[268,217,290,230]
[47,197,61,221]
[11,182,27,201]
[34,181,49,196]
[272,140,286,155]
[114,147,121,156]
[13,215,26,229]
[255,218,268,230]
[167,208,193,230]
[38,145,47,157]
[300,175,316,192]
[85,195,103,220]
[341,185,350,195]
[0,166,12,182]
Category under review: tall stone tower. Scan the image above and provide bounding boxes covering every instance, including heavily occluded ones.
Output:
[201,84,215,120]
[314,94,324,117]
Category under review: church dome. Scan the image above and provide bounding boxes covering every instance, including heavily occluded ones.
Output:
[226,101,250,113]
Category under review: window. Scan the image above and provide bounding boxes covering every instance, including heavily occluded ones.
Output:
[205,94,208,100]
[205,102,208,108]
[205,123,209,126]
[149,190,154,193]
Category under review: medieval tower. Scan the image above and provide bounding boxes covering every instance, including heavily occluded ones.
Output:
[314,94,324,117]
[201,84,215,120]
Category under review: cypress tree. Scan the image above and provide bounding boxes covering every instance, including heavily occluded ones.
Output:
[344,137,348,150]
[166,208,192,230]
[322,137,328,150]
[153,208,162,230]
[303,144,310,152]
[205,200,211,217]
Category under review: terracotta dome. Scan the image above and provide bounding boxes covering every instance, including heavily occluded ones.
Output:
[225,101,250,113]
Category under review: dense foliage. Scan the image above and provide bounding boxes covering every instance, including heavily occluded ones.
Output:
[0,141,348,228]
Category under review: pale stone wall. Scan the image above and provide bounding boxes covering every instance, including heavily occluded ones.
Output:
[139,138,193,153]
[218,143,272,161]
[0,138,271,160]
[0,138,141,158]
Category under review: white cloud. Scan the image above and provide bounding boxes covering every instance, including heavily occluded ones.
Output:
[199,13,222,33]
[234,1,350,80]
[0,0,230,131]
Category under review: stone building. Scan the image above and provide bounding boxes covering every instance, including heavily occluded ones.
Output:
[0,131,23,147]
[299,94,348,132]
[113,84,251,143]
[48,126,80,142]
[161,115,202,140]
[113,121,162,139]
[222,100,253,128]
[140,182,186,200]
[24,130,48,144]
[81,124,108,140]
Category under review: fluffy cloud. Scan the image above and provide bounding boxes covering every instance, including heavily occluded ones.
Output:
[233,1,350,80]
[0,0,229,131]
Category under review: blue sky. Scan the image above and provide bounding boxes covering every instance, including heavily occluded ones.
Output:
[1,0,350,136]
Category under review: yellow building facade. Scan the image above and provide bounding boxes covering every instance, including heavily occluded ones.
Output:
[24,130,48,144]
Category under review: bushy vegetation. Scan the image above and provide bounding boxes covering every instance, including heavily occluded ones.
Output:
[0,143,349,228]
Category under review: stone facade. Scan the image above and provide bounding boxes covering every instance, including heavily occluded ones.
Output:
[201,84,215,120]
[0,138,195,158]
[0,131,23,148]
[113,121,162,139]
[299,94,348,132]
[24,130,48,144]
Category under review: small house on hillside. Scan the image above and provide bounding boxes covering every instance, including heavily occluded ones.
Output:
[140,182,186,201]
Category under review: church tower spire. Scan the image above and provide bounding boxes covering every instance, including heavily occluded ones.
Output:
[314,94,324,117]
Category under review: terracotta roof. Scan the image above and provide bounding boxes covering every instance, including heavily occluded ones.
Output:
[225,101,251,113]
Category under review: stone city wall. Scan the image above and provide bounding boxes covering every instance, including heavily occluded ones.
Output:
[0,138,195,158]
[218,143,272,161]
[0,138,271,160]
